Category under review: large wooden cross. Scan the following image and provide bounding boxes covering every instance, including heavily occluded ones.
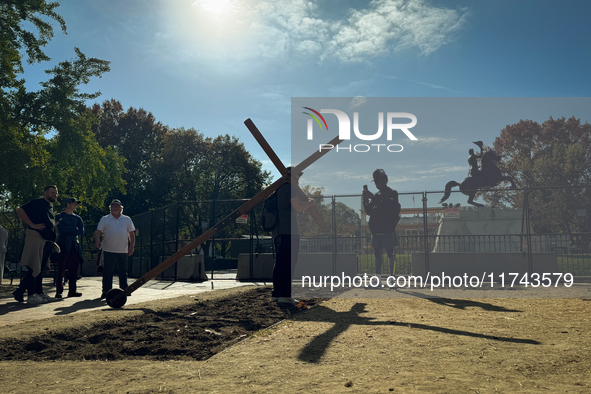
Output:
[106,119,343,308]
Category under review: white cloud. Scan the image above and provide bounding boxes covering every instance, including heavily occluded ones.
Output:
[162,0,469,72]
[349,96,369,109]
[255,0,469,62]
[414,165,465,175]
[384,75,478,96]
[407,136,459,146]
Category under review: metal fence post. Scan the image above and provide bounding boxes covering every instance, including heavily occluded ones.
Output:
[174,202,180,281]
[332,195,337,276]
[149,210,154,276]
[524,189,533,276]
[211,199,216,281]
[422,192,429,278]
[249,208,254,279]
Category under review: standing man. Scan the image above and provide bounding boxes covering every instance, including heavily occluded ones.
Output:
[272,167,315,306]
[94,199,135,299]
[0,218,8,285]
[13,185,60,304]
[55,198,84,298]
[363,169,401,280]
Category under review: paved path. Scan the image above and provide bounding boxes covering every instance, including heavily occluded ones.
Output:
[0,273,267,327]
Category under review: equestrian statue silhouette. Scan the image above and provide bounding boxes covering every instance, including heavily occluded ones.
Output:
[439,141,517,207]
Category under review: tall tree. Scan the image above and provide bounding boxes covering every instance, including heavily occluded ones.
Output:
[485,116,591,233]
[156,130,272,239]
[91,99,169,213]
[0,0,122,211]
[46,111,125,216]
[199,134,270,201]
[154,127,207,203]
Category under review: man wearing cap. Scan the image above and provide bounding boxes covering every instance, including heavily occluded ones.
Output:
[362,169,401,281]
[94,199,136,299]
[55,198,84,298]
[271,167,315,306]
[13,185,60,304]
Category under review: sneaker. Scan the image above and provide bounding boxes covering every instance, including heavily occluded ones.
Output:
[276,297,299,306]
[68,292,83,297]
[39,293,53,301]
[271,297,279,302]
[12,291,24,303]
[55,294,63,299]
[27,294,47,305]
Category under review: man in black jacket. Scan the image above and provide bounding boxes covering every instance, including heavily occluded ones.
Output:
[363,169,401,279]
[55,197,84,298]
[271,168,315,306]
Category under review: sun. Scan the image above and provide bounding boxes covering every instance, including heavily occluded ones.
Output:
[196,0,234,15]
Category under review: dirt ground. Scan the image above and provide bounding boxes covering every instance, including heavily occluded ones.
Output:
[0,287,316,362]
[1,286,591,393]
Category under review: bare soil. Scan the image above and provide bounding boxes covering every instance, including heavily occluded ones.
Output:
[1,287,591,393]
[0,287,317,362]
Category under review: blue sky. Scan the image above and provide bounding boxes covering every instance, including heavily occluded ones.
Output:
[22,0,591,206]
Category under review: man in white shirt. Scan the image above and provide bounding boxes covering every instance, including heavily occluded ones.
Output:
[94,199,135,299]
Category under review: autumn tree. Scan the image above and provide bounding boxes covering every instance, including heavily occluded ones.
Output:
[485,116,591,234]
[297,186,361,237]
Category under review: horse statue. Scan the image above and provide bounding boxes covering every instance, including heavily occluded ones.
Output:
[439,148,517,207]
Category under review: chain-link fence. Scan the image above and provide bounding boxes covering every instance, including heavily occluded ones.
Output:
[2,185,590,282]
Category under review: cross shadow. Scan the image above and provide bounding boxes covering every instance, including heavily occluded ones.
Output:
[396,290,523,312]
[296,302,539,364]
[425,297,522,312]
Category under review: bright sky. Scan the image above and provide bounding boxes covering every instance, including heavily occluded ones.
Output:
[22,0,591,206]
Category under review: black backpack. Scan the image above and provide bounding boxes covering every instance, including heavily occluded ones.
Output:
[261,191,279,232]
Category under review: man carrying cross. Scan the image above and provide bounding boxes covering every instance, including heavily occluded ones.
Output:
[271,167,315,306]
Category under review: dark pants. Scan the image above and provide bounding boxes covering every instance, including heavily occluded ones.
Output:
[102,251,128,293]
[272,235,300,298]
[56,250,82,295]
[372,233,398,276]
[16,241,52,296]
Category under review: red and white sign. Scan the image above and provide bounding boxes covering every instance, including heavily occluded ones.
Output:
[444,208,460,218]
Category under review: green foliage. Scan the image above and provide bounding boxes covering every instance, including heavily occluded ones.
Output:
[0,124,49,201]
[0,0,66,91]
[90,100,273,245]
[153,131,272,239]
[0,0,124,217]
[155,127,207,202]
[196,134,270,201]
[46,110,125,214]
[91,99,168,213]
